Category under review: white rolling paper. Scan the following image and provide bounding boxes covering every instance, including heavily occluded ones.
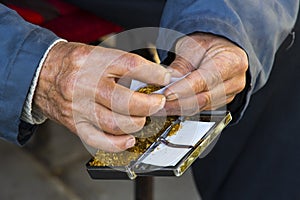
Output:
[141,120,215,167]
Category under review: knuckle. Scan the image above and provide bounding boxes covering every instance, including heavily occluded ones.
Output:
[201,92,211,107]
[197,92,211,110]
[109,122,123,135]
[105,122,117,133]
[68,44,91,63]
[112,116,146,134]
[59,104,72,119]
[236,76,247,93]
[102,117,123,135]
[58,78,74,99]
[189,74,206,93]
[123,53,145,71]
[223,46,248,74]
[174,57,195,73]
[235,48,249,72]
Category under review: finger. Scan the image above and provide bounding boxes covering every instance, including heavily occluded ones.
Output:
[73,95,147,135]
[164,67,221,101]
[161,77,244,115]
[108,53,172,86]
[165,46,247,101]
[77,122,136,152]
[94,103,146,134]
[201,48,248,81]
[203,94,235,110]
[160,95,206,116]
[161,91,225,116]
[199,75,245,110]
[202,75,246,110]
[96,82,166,116]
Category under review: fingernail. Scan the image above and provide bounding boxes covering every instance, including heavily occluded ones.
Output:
[158,96,166,109]
[167,68,173,73]
[154,96,166,110]
[166,93,178,101]
[149,96,166,115]
[164,72,172,85]
[126,137,136,149]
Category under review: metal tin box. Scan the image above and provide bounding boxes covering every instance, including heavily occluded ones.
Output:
[87,111,232,180]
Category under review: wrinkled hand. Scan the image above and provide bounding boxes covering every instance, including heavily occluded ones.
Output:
[162,33,248,115]
[33,42,171,152]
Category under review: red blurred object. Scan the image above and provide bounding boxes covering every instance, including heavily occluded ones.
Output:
[8,4,45,25]
[8,0,123,43]
[43,9,122,43]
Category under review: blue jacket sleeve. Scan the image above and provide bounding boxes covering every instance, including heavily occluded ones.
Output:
[158,0,299,122]
[0,4,59,145]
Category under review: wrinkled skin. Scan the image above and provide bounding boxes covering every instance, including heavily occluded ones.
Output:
[33,42,171,152]
[161,33,248,116]
[33,32,248,152]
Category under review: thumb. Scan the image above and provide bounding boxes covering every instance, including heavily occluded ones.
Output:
[126,61,172,86]
[108,52,172,86]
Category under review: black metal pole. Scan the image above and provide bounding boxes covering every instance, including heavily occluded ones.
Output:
[134,176,153,200]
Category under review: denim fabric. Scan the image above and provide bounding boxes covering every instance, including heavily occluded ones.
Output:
[0,4,58,144]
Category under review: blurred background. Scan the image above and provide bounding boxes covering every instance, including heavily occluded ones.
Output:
[0,120,201,200]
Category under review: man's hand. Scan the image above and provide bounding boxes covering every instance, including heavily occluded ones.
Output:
[33,42,171,152]
[162,33,248,115]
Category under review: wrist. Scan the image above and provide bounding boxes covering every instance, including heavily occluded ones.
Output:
[21,39,67,124]
[33,41,70,119]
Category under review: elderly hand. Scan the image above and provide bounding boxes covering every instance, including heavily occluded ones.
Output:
[33,41,171,152]
[162,33,248,115]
